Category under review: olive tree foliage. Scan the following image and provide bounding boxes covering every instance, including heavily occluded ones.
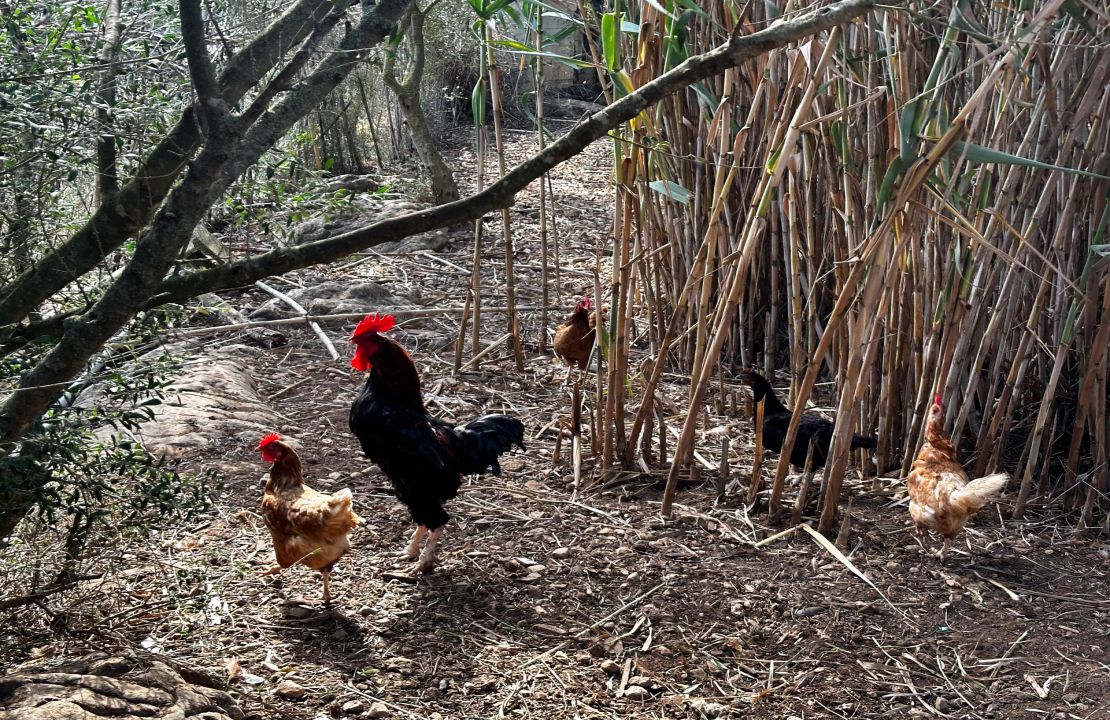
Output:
[0,0,880,546]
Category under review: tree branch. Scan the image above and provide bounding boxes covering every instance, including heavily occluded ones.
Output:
[0,0,416,460]
[150,0,880,306]
[0,0,353,334]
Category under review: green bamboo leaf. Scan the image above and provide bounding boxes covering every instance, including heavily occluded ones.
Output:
[1061,0,1097,36]
[491,39,537,52]
[898,100,921,162]
[674,0,710,19]
[601,12,620,71]
[495,46,595,69]
[648,179,692,204]
[952,141,1110,180]
[643,0,676,20]
[471,80,487,126]
[621,20,640,33]
[541,10,580,25]
[876,155,908,211]
[1091,244,1110,257]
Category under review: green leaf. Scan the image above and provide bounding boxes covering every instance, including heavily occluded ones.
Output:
[601,12,620,71]
[898,100,921,162]
[876,155,908,211]
[643,0,676,20]
[953,141,1110,180]
[471,79,487,126]
[674,0,710,20]
[648,179,692,204]
[491,39,538,52]
[621,20,640,33]
[1061,0,1097,36]
[494,47,595,69]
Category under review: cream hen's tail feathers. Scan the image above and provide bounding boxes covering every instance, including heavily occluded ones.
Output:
[950,473,1009,514]
[328,488,363,524]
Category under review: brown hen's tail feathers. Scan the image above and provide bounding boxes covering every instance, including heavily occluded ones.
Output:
[950,473,1009,514]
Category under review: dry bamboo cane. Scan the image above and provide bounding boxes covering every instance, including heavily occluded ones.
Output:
[1067,275,1110,511]
[668,29,846,517]
[534,10,550,353]
[484,38,524,372]
[746,399,765,508]
[791,438,819,527]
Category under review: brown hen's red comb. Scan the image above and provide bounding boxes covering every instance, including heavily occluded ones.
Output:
[934,393,943,406]
[353,313,395,338]
[258,433,280,449]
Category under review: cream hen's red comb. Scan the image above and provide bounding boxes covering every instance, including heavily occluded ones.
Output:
[257,432,281,449]
[352,313,395,338]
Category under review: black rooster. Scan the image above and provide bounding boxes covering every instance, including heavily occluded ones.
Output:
[348,313,525,572]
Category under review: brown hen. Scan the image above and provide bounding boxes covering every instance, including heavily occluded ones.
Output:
[907,395,1008,560]
[257,434,362,603]
[553,296,596,369]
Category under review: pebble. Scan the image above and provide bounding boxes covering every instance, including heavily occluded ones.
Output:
[341,699,366,715]
[551,547,572,559]
[283,604,313,619]
[600,659,620,674]
[368,701,390,717]
[623,685,651,701]
[690,699,726,718]
[275,680,306,699]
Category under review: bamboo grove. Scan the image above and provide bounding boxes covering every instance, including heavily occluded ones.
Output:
[456,0,1108,532]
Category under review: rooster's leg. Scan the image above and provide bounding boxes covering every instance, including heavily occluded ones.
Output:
[404,525,429,560]
[416,527,445,573]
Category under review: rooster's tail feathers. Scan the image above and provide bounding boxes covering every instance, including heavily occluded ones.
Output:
[950,472,1009,513]
[454,414,526,476]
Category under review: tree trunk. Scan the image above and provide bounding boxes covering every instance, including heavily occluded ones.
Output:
[381,5,459,204]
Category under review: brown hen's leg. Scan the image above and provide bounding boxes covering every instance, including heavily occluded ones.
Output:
[258,564,283,577]
[416,527,445,573]
[912,523,929,552]
[405,525,429,560]
[320,567,332,605]
[939,537,952,561]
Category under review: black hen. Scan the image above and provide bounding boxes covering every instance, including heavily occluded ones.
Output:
[348,313,525,572]
[740,368,876,471]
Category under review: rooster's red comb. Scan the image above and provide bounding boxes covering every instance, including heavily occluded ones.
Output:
[934,393,943,406]
[353,313,395,338]
[257,433,280,449]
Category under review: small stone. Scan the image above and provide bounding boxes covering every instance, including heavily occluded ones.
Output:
[368,701,390,718]
[529,564,547,573]
[701,701,726,718]
[627,675,653,688]
[600,660,620,674]
[275,680,306,699]
[341,699,366,715]
[283,604,313,619]
[551,547,572,559]
[623,685,650,701]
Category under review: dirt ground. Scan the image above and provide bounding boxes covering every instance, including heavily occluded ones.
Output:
[3,127,1109,720]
